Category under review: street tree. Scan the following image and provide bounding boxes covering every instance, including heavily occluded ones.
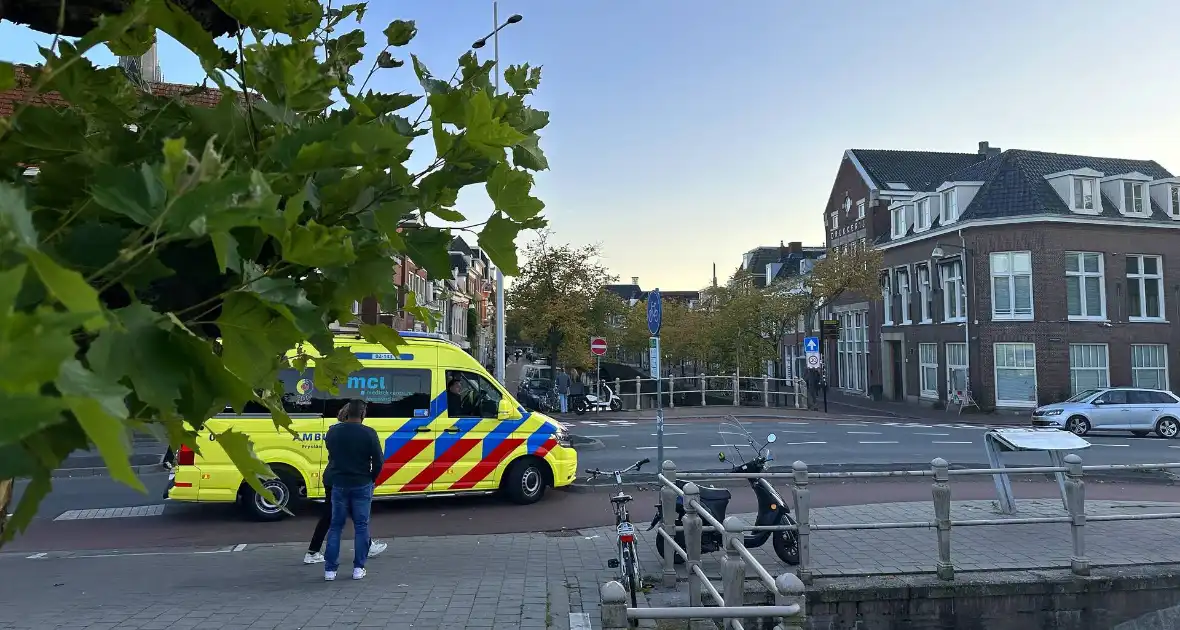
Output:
[506,233,617,372]
[773,244,883,334]
[0,0,549,545]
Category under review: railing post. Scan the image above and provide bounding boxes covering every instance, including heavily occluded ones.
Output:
[763,376,770,407]
[682,482,704,607]
[1064,453,1090,576]
[733,374,739,406]
[773,572,807,630]
[599,581,628,630]
[791,460,812,585]
[669,375,675,408]
[931,457,954,580]
[722,516,747,627]
[700,376,707,407]
[634,376,642,409]
[614,378,621,409]
[660,460,679,588]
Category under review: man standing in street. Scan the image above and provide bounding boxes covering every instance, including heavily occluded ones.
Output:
[555,367,571,414]
[323,399,383,581]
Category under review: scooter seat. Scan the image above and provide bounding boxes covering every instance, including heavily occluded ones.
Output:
[697,486,731,502]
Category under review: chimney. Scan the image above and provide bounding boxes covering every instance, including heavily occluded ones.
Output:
[978,141,1000,159]
[788,241,802,254]
[631,276,639,286]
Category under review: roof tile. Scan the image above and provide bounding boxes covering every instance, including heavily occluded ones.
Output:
[850,149,987,191]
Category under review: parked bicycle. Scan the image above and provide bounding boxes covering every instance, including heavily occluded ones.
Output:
[585,458,650,612]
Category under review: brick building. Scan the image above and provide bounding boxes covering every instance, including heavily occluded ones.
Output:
[824,142,1180,410]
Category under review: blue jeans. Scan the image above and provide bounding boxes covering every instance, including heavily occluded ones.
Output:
[324,483,373,572]
[558,393,568,413]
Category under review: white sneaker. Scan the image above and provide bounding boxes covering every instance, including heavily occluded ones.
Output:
[324,570,337,581]
[352,567,366,580]
[368,540,387,558]
[303,552,324,564]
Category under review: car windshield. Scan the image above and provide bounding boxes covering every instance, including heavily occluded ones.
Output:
[1065,389,1102,403]
[528,378,551,389]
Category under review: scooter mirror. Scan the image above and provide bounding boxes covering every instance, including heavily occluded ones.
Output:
[717,451,726,462]
[766,433,777,443]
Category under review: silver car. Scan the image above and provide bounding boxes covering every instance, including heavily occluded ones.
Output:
[1031,387,1180,438]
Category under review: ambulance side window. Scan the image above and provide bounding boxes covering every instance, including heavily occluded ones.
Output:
[278,369,325,415]
[446,370,502,418]
[326,368,433,419]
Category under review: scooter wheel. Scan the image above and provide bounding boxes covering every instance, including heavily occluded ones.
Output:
[773,531,800,565]
[609,399,622,411]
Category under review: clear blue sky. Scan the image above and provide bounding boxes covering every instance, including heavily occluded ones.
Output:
[4,0,1179,291]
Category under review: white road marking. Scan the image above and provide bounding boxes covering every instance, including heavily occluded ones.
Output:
[709,444,735,448]
[25,553,46,559]
[570,612,593,630]
[858,441,899,444]
[846,431,881,435]
[933,441,973,445]
[232,544,247,552]
[663,423,686,427]
[635,446,677,450]
[914,432,950,436]
[1092,443,1129,447]
[651,432,687,437]
[837,423,866,427]
[583,434,620,439]
[54,505,166,521]
[778,422,810,425]
[787,441,827,445]
[777,430,817,434]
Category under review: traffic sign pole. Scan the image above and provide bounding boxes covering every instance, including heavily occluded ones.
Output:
[590,337,608,409]
[647,289,664,468]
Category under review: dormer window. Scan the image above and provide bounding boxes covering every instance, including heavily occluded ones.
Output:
[915,198,931,231]
[1073,178,1095,211]
[1124,181,1146,214]
[941,189,957,222]
[1172,186,1180,216]
[889,204,909,239]
[1147,177,1180,220]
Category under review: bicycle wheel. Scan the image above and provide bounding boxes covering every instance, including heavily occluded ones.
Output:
[621,543,639,610]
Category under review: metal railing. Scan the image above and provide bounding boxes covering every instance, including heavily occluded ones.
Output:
[658,456,1180,586]
[606,375,808,411]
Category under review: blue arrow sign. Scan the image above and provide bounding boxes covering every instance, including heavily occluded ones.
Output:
[803,337,820,354]
[647,288,663,336]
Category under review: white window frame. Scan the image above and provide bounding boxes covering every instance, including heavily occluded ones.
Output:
[940,189,957,223]
[940,260,965,322]
[1065,252,1106,321]
[882,273,894,326]
[919,343,938,399]
[989,251,1033,321]
[829,210,837,229]
[946,342,967,398]
[1123,181,1147,215]
[856,199,865,220]
[915,198,931,231]
[896,267,912,324]
[1126,254,1166,321]
[1068,343,1110,394]
[993,342,1038,409]
[1131,344,1169,390]
[1072,177,1097,212]
[890,206,906,239]
[1171,185,1180,217]
[917,264,932,323]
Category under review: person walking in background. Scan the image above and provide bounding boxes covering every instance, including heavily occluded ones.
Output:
[323,399,383,581]
[555,367,572,414]
[304,406,387,565]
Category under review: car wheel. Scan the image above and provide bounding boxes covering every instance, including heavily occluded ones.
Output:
[503,458,547,504]
[1156,417,1180,439]
[242,474,297,522]
[1066,416,1090,436]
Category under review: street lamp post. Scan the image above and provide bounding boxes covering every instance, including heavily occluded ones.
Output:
[473,3,523,384]
[931,234,973,401]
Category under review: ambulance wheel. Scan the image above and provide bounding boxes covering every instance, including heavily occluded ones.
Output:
[503,457,548,505]
[242,468,299,521]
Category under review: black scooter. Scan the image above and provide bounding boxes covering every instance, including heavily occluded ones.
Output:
[648,423,800,565]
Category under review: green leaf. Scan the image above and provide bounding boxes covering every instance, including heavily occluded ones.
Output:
[478,213,523,276]
[360,91,420,116]
[313,346,363,393]
[2,472,49,542]
[56,360,143,492]
[0,62,14,92]
[503,64,529,94]
[375,51,403,69]
[147,0,231,71]
[505,106,550,134]
[486,163,545,221]
[282,221,357,267]
[87,304,188,414]
[212,0,321,38]
[512,134,550,171]
[23,249,106,331]
[218,293,303,387]
[403,227,454,280]
[359,323,404,356]
[0,184,38,249]
[411,55,450,95]
[290,125,413,173]
[211,232,242,274]
[383,19,418,46]
[215,428,283,509]
[464,91,527,156]
[0,393,67,445]
[90,164,164,226]
[325,29,366,69]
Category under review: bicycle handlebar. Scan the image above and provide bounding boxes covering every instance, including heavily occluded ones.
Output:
[583,458,652,479]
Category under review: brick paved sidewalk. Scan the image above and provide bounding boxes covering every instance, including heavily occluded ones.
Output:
[3,499,1179,629]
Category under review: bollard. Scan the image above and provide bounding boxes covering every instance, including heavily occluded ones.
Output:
[614,378,621,409]
[1063,453,1090,576]
[634,376,642,409]
[722,517,747,628]
[763,376,770,407]
[773,572,807,630]
[931,457,954,580]
[660,460,679,587]
[682,482,705,608]
[733,374,740,406]
[700,376,707,407]
[599,581,629,630]
[791,460,813,585]
[669,375,675,408]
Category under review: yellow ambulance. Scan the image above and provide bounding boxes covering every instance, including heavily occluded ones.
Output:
[166,332,578,520]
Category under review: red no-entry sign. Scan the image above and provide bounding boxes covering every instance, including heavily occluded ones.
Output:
[590,337,608,356]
